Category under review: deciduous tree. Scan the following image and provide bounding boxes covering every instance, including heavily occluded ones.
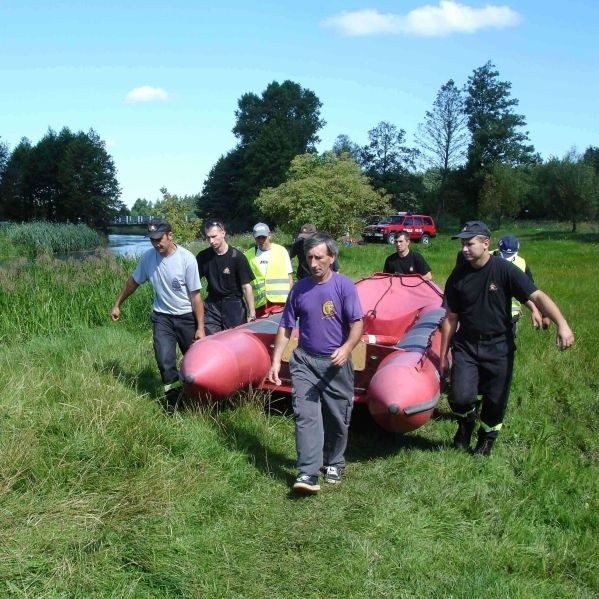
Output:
[582,146,599,174]
[0,128,121,228]
[130,198,155,216]
[0,138,33,221]
[359,121,422,210]
[57,129,121,228]
[155,187,201,243]
[535,151,598,232]
[479,163,528,227]
[199,80,325,231]
[197,147,248,231]
[0,137,8,179]
[255,152,391,239]
[332,134,361,161]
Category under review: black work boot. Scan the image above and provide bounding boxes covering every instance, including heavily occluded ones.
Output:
[473,435,495,456]
[453,416,476,451]
[162,388,186,414]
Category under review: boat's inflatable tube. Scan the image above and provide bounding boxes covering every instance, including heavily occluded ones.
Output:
[181,329,271,400]
[366,308,444,433]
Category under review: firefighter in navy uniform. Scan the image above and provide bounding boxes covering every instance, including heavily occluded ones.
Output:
[440,221,575,456]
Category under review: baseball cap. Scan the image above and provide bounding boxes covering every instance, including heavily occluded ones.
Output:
[146,217,171,240]
[498,235,519,258]
[451,220,491,239]
[253,222,270,238]
[298,223,317,239]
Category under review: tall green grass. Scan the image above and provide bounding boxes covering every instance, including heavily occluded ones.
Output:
[0,253,152,344]
[2,221,104,258]
[0,222,596,597]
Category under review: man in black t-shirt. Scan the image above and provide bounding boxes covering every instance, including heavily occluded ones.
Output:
[383,231,432,279]
[196,220,256,335]
[440,220,574,456]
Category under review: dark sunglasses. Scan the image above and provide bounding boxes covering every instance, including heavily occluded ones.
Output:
[205,220,224,231]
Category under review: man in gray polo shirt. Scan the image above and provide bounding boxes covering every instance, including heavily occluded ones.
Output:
[111,218,205,410]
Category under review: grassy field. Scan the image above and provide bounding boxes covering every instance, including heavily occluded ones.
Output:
[0,222,597,597]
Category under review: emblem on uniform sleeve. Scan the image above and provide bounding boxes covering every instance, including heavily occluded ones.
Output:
[322,300,335,318]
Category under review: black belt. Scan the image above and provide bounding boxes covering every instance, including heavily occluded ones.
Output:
[458,330,506,342]
[206,296,242,304]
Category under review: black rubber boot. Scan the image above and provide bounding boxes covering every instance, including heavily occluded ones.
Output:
[453,415,476,451]
[162,388,186,413]
[473,435,495,456]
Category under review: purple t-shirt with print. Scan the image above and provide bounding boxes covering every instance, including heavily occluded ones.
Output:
[280,272,363,355]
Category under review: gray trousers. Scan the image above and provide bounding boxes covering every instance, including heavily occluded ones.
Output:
[290,347,354,477]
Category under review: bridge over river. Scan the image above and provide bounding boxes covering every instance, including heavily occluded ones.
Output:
[110,215,155,226]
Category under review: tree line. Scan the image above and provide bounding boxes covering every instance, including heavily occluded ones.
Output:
[0,128,124,230]
[1,61,597,234]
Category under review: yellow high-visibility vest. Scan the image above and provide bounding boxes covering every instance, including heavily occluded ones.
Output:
[245,244,291,308]
[510,255,527,318]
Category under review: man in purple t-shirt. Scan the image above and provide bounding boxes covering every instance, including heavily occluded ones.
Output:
[268,233,364,493]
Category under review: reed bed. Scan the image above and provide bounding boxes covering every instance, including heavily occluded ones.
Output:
[3,221,104,258]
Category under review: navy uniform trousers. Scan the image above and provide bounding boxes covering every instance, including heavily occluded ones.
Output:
[449,332,515,438]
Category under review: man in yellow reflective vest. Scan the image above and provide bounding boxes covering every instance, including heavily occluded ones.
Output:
[245,223,294,318]
[494,235,551,330]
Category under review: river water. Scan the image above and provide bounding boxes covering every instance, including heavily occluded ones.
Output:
[107,234,153,257]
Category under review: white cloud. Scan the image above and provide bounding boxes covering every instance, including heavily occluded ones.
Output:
[322,1,521,37]
[124,86,169,103]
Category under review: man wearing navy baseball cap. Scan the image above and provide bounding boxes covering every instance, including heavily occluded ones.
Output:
[497,235,519,258]
[111,217,205,411]
[440,220,575,456]
[493,235,549,331]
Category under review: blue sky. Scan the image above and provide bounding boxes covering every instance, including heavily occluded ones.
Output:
[2,1,597,207]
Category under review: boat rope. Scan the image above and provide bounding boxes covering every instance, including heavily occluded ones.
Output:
[363,274,394,322]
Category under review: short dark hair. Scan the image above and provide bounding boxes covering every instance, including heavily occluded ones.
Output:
[395,230,410,242]
[304,232,338,258]
[204,219,225,232]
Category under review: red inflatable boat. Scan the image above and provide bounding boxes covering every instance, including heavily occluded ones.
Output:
[181,273,446,433]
